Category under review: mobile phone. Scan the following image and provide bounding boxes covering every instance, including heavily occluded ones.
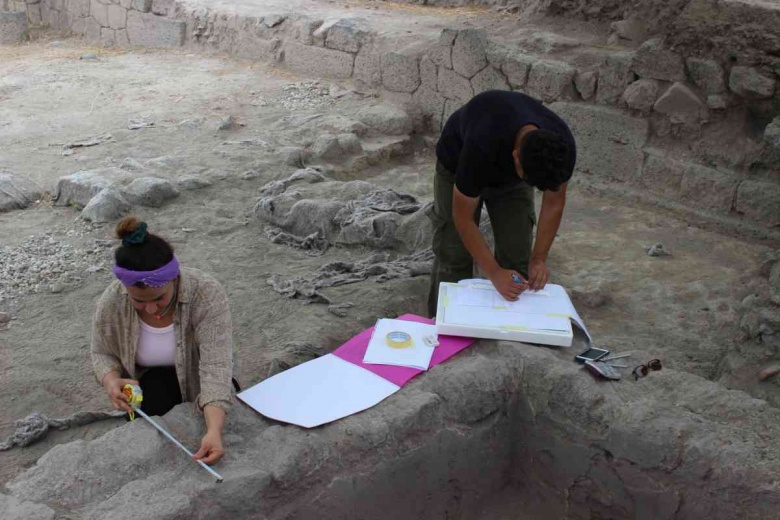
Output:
[575,347,609,364]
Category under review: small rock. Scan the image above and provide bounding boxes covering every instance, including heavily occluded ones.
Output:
[241,170,261,180]
[729,66,776,99]
[217,115,237,131]
[327,302,354,317]
[644,243,671,257]
[267,358,291,378]
[310,135,343,161]
[570,289,611,309]
[47,41,66,48]
[0,312,11,324]
[178,118,202,128]
[176,175,212,190]
[119,158,145,171]
[80,54,99,61]
[50,282,65,294]
[279,146,304,167]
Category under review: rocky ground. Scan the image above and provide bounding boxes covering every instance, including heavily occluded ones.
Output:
[1,33,779,515]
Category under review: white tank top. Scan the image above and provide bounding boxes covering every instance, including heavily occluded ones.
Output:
[136,321,176,367]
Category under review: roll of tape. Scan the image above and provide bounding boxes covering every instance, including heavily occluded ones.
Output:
[386,331,413,349]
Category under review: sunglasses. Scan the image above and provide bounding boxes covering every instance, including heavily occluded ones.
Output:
[632,359,662,381]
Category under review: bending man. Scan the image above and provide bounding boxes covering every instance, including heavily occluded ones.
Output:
[428,90,576,316]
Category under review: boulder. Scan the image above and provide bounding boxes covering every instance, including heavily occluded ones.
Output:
[122,177,179,207]
[0,11,27,44]
[81,188,131,223]
[356,104,412,136]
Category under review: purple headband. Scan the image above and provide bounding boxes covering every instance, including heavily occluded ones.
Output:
[113,257,180,288]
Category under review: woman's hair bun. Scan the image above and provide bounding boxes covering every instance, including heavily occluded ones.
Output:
[115,216,142,240]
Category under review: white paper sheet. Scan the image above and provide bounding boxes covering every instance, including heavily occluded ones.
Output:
[237,354,400,428]
[362,319,438,370]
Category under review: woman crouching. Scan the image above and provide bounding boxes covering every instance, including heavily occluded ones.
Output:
[91,216,234,465]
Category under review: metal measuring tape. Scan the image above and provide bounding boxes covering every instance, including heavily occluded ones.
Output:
[122,384,224,483]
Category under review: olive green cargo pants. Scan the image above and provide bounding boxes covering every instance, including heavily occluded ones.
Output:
[427,161,536,317]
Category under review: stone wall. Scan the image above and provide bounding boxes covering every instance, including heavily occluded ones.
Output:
[11,0,780,231]
[5,336,780,519]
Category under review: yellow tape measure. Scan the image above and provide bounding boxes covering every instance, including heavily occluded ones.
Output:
[122,384,143,421]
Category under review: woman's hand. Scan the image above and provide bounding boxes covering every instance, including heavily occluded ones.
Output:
[101,372,139,413]
[194,405,227,465]
[193,431,224,465]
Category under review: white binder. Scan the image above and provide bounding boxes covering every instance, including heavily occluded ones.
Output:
[434,279,591,348]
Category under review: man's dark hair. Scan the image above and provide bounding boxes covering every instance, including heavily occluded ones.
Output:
[518,130,572,191]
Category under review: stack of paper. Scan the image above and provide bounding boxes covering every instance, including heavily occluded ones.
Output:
[362,318,438,370]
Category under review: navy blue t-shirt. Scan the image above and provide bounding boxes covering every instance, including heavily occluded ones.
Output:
[436,90,576,198]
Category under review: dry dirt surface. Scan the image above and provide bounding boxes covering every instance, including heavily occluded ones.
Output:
[1,36,778,490]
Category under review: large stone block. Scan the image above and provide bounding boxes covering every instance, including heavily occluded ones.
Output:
[151,0,172,16]
[574,70,597,100]
[412,86,446,131]
[107,4,125,30]
[429,28,456,70]
[126,10,183,47]
[437,66,473,104]
[381,51,420,94]
[290,17,321,45]
[735,180,780,227]
[84,16,101,42]
[471,65,509,95]
[0,493,56,520]
[525,60,575,103]
[131,0,150,13]
[679,164,738,213]
[354,47,380,87]
[325,18,369,53]
[550,103,648,181]
[100,26,114,45]
[653,82,706,121]
[90,0,108,26]
[420,55,436,90]
[0,174,42,212]
[122,177,179,207]
[451,29,487,79]
[729,66,776,99]
[632,37,685,82]
[501,52,534,89]
[637,150,684,199]
[81,187,130,222]
[596,51,635,105]
[623,79,660,113]
[54,171,112,207]
[284,41,353,79]
[66,0,89,18]
[686,58,725,94]
[356,104,412,136]
[0,11,27,43]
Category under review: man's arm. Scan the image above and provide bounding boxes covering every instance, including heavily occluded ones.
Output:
[528,181,568,290]
[452,186,526,300]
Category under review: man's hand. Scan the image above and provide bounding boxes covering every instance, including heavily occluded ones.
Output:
[193,431,225,465]
[489,267,528,301]
[527,257,550,291]
[101,372,139,413]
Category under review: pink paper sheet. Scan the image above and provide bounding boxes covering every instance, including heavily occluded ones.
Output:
[332,314,475,387]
